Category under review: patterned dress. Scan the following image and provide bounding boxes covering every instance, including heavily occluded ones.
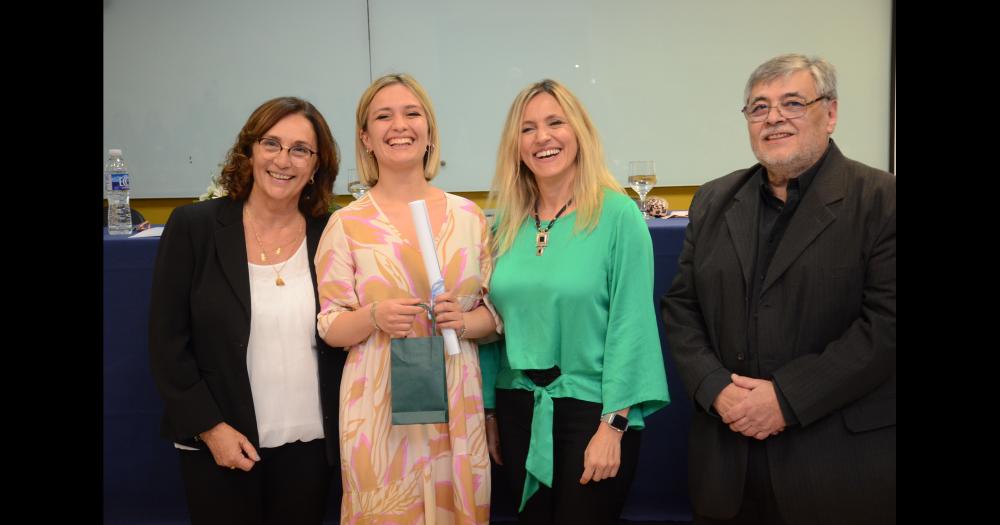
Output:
[315,192,492,524]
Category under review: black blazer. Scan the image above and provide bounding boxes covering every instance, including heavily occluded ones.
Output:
[148,197,345,465]
[662,141,895,524]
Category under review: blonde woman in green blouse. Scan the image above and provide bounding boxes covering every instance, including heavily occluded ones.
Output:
[481,79,670,524]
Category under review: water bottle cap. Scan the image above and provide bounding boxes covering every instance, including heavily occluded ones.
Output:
[109,148,122,156]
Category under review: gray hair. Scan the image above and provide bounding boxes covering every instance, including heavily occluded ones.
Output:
[743,53,838,104]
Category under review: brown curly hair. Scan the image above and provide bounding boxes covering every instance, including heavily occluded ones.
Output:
[217,96,339,217]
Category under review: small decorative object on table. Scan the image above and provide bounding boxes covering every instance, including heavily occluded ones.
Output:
[644,196,670,218]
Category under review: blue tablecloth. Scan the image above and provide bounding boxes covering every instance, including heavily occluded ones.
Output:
[626,218,692,521]
[103,229,188,524]
[102,218,692,524]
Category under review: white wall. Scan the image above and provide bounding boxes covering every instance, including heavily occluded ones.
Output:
[104,0,893,197]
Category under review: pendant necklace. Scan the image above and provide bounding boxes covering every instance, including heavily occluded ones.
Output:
[244,206,304,286]
[533,198,572,256]
[245,206,302,262]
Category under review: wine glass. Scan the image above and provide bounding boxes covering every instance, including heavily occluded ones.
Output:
[628,161,657,219]
[346,169,368,199]
[348,181,368,199]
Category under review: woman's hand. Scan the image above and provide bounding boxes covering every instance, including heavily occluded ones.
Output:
[198,422,260,471]
[432,291,466,336]
[579,423,623,484]
[374,297,425,338]
[485,411,503,465]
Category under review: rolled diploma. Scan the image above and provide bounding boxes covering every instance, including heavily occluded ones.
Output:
[408,199,461,356]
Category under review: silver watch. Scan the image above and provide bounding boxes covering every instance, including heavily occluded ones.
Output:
[601,412,629,432]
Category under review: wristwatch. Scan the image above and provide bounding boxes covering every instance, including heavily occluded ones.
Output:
[601,412,629,432]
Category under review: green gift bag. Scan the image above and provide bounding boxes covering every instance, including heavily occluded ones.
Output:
[390,303,449,425]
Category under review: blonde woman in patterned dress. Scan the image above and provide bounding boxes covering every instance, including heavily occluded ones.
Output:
[315,74,495,524]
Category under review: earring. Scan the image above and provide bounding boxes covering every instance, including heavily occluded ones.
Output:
[309,175,315,184]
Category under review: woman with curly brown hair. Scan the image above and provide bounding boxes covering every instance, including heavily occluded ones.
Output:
[149,96,345,524]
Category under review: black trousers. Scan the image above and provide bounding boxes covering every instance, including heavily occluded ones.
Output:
[178,438,337,525]
[694,439,787,525]
[496,388,642,525]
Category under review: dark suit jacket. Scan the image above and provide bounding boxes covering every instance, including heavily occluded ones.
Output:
[662,141,895,524]
[148,197,346,465]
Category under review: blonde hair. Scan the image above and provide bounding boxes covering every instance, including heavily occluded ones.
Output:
[488,79,623,256]
[354,73,441,186]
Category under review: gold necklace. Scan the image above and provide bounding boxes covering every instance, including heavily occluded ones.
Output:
[244,206,302,262]
[244,206,304,286]
[267,248,296,287]
[255,234,302,286]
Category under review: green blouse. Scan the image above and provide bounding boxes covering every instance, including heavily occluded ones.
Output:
[481,188,669,510]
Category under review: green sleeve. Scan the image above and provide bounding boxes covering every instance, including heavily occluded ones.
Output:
[601,201,670,427]
[478,340,500,409]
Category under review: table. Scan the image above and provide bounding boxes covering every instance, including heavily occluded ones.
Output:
[626,218,692,521]
[103,229,188,524]
[103,218,692,524]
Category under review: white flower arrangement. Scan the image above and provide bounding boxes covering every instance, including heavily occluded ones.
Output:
[197,166,228,201]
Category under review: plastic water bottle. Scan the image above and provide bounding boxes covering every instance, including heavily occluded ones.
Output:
[105,148,132,235]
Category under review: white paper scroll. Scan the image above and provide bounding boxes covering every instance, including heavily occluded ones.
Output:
[408,199,461,356]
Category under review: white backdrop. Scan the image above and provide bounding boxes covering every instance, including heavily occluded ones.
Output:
[104,0,893,197]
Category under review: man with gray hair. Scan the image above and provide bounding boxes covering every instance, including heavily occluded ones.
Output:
[662,53,895,524]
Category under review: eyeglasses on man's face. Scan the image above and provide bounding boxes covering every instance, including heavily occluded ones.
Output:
[741,96,829,123]
[256,137,317,165]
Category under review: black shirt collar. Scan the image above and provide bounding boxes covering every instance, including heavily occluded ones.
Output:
[758,139,832,203]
